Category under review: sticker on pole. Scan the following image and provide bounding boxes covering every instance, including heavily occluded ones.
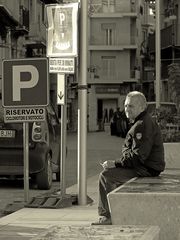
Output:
[4,107,46,123]
[46,3,79,57]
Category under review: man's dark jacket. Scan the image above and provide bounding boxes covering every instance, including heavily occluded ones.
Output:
[115,110,165,175]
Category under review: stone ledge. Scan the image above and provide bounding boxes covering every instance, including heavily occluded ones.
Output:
[108,170,180,240]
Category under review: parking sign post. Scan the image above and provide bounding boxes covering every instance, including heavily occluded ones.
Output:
[23,122,29,202]
[2,58,48,204]
[46,3,78,201]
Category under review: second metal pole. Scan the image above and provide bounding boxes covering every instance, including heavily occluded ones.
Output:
[78,0,88,205]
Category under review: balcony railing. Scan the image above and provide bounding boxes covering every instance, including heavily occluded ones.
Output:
[90,35,137,46]
[148,25,178,53]
[88,66,136,82]
[88,0,136,15]
[143,59,180,82]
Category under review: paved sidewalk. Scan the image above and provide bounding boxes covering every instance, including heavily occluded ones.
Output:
[0,131,124,240]
[0,174,100,239]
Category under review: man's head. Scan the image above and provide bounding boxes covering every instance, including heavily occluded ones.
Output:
[124,91,147,121]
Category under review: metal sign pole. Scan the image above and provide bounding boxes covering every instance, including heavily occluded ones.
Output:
[23,122,29,203]
[78,0,88,205]
[59,74,67,197]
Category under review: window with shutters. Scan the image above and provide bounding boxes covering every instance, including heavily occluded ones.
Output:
[101,23,116,45]
[101,56,116,80]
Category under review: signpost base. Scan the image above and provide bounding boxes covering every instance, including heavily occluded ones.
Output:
[25,193,72,209]
[2,192,94,215]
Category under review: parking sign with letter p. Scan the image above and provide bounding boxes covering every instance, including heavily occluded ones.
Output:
[2,58,49,107]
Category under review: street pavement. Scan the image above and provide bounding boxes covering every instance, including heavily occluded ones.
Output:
[0,130,124,239]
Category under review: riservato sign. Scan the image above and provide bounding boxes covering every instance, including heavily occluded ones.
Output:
[4,107,46,123]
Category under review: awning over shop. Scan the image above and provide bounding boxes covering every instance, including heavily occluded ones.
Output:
[0,5,19,39]
[25,41,46,49]
[39,0,63,4]
[0,5,18,27]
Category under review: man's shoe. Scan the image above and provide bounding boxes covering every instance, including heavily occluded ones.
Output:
[91,216,112,225]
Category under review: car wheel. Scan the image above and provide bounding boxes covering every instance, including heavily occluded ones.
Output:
[36,152,52,190]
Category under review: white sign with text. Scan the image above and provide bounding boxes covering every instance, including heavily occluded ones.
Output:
[49,58,75,73]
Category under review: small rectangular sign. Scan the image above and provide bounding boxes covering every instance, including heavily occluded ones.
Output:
[4,107,46,123]
[57,75,65,105]
[49,58,75,73]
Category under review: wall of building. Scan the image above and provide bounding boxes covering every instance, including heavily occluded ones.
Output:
[90,18,131,45]
[89,51,130,84]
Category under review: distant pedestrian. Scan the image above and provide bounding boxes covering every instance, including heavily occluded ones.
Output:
[92,91,165,225]
[116,108,129,138]
[110,107,121,136]
[109,108,114,123]
[103,108,108,123]
[113,107,121,122]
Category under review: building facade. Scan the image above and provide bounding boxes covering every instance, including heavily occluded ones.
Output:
[87,0,144,131]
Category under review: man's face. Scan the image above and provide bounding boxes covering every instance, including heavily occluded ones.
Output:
[124,97,142,121]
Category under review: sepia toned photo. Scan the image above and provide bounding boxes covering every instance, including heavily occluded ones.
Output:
[0,1,179,240]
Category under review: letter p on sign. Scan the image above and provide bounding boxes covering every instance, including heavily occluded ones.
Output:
[2,58,49,107]
[13,65,39,101]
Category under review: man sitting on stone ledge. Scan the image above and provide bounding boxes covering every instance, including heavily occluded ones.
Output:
[92,91,165,225]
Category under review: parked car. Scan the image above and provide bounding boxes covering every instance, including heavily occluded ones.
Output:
[147,101,179,123]
[147,102,177,117]
[0,100,60,190]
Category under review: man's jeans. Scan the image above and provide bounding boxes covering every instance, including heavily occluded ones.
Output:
[98,167,152,218]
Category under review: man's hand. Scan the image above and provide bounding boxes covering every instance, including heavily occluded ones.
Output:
[100,160,115,169]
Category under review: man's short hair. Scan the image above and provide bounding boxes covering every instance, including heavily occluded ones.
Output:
[126,91,147,110]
